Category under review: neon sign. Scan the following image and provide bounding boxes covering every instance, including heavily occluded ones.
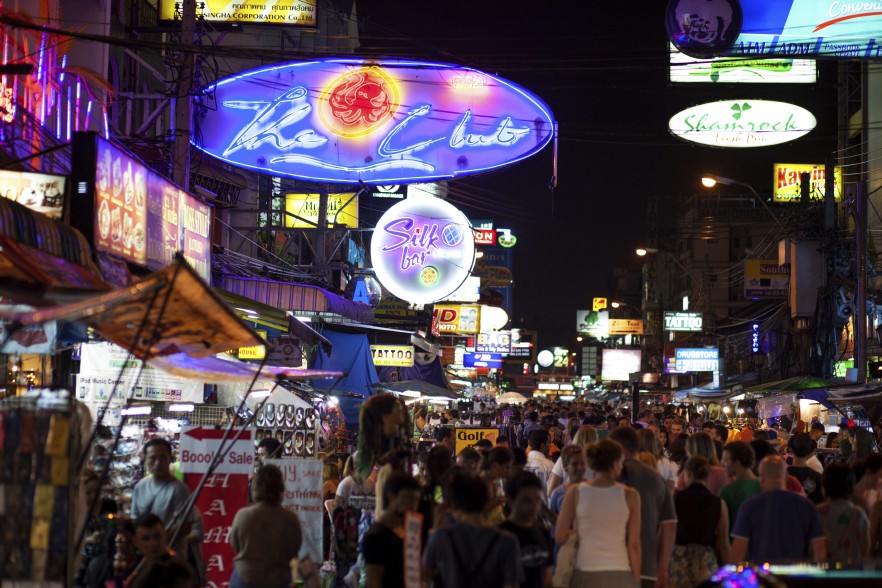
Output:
[669,100,816,148]
[194,59,555,184]
[371,196,475,304]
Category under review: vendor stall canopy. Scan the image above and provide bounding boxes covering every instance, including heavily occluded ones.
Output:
[0,255,343,383]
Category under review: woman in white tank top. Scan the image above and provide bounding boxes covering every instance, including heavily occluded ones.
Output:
[555,439,641,588]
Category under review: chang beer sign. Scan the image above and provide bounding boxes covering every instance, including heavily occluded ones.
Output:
[670,100,815,148]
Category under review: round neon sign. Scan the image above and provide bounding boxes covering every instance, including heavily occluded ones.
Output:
[371,196,476,304]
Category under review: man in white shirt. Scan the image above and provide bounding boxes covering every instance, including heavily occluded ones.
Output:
[524,430,554,489]
[806,423,826,474]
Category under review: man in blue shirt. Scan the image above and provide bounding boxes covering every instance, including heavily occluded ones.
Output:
[730,455,827,564]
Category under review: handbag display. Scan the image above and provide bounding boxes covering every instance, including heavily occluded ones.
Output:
[552,532,578,588]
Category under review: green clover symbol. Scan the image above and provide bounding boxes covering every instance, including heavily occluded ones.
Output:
[731,102,752,120]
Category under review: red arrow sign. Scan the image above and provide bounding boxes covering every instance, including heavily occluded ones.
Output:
[183,426,252,442]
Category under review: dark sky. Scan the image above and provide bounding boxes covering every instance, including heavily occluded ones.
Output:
[355,1,839,347]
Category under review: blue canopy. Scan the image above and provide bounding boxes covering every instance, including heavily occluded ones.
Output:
[311,330,380,425]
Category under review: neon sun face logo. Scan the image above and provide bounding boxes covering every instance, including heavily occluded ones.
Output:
[318,67,400,138]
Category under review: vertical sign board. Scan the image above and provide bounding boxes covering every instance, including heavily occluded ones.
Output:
[267,458,324,563]
[180,427,253,587]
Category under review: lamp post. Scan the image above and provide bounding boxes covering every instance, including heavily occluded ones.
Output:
[701,174,787,233]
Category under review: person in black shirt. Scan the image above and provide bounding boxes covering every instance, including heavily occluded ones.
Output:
[500,471,553,588]
[362,472,422,588]
[787,433,824,504]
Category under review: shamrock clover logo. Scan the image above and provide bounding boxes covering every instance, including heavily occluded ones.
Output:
[731,102,752,120]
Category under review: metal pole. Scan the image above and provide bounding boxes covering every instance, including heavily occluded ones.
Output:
[856,63,870,383]
[172,0,195,189]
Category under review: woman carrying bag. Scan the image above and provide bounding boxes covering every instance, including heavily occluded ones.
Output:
[554,439,641,588]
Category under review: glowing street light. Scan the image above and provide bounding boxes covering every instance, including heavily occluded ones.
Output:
[701,174,787,232]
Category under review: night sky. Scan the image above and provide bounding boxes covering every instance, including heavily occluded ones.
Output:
[355,1,839,346]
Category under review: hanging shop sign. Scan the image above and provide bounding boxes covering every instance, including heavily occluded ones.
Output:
[179,426,254,474]
[159,0,317,27]
[266,336,304,367]
[432,304,481,334]
[371,345,415,367]
[675,348,720,372]
[195,59,555,184]
[285,192,358,228]
[664,311,703,331]
[577,309,609,339]
[476,331,511,354]
[772,163,842,203]
[744,259,789,298]
[373,197,476,304]
[667,0,882,60]
[474,228,497,246]
[601,349,642,382]
[668,43,816,84]
[76,341,204,407]
[0,305,57,354]
[70,133,212,281]
[463,352,503,369]
[669,100,816,148]
[609,319,644,335]
[0,169,66,218]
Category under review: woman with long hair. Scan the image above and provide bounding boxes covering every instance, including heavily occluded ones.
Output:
[547,425,598,496]
[638,428,677,492]
[555,440,641,588]
[675,432,730,495]
[229,465,302,588]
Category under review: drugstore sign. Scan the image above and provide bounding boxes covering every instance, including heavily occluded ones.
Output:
[675,348,720,372]
[195,59,555,184]
[669,100,816,148]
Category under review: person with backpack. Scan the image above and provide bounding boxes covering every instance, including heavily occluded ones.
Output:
[422,471,522,588]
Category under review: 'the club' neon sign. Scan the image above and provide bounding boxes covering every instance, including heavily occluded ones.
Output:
[194,59,555,184]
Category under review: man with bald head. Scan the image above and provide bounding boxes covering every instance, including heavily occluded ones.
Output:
[729,456,827,564]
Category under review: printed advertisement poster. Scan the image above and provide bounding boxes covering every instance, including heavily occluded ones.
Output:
[0,169,65,218]
[76,341,204,405]
[285,192,358,228]
[268,458,324,563]
[94,137,211,279]
[184,473,249,588]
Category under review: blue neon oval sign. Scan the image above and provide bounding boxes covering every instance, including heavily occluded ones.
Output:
[194,59,555,184]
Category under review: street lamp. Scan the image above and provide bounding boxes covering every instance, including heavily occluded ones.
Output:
[701,174,787,232]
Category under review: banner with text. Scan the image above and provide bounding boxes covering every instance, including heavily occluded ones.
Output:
[744,260,789,299]
[268,458,324,563]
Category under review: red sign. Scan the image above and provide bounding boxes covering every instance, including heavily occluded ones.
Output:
[185,473,249,587]
[473,229,497,245]
[179,426,254,475]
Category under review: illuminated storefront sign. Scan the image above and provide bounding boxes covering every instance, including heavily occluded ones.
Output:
[669,100,816,148]
[497,229,517,248]
[602,349,642,382]
[74,134,211,280]
[160,0,316,26]
[664,312,703,331]
[370,345,414,367]
[666,0,882,60]
[609,319,644,335]
[744,260,789,298]
[577,309,609,339]
[195,59,555,184]
[237,330,268,360]
[445,276,481,303]
[474,229,497,245]
[675,348,720,372]
[0,170,65,219]
[752,324,761,353]
[372,196,476,304]
[476,331,511,354]
[285,193,358,228]
[432,304,481,334]
[669,43,816,84]
[371,185,406,199]
[773,163,842,203]
[463,352,503,369]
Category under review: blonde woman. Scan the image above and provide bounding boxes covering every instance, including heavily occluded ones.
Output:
[555,440,641,587]
[674,432,730,495]
[638,428,677,492]
[547,425,598,496]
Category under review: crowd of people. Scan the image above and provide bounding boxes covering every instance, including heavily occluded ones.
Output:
[74,398,882,588]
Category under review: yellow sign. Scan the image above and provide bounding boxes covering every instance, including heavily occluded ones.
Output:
[285,193,358,228]
[609,319,644,335]
[593,297,607,311]
[237,330,267,360]
[160,0,317,26]
[454,427,499,455]
[370,345,415,367]
[773,163,842,203]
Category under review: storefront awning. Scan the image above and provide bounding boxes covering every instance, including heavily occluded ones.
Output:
[222,276,373,323]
